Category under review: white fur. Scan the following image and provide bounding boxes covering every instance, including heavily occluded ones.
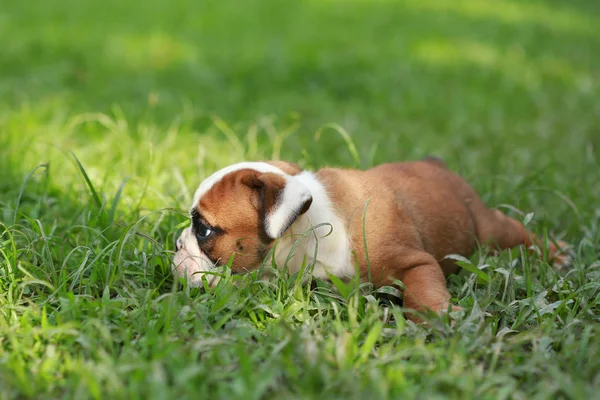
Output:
[274,171,355,281]
[265,175,312,238]
[172,227,220,286]
[191,162,285,210]
[176,164,355,287]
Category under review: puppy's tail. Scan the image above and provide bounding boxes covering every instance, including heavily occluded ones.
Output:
[421,155,447,169]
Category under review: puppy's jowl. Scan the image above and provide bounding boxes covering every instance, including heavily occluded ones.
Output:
[174,159,569,318]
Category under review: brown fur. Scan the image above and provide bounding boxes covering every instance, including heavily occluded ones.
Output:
[192,159,569,318]
[318,160,568,315]
[265,161,302,175]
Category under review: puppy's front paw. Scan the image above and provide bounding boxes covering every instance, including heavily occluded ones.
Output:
[439,304,465,322]
[551,240,574,270]
[407,304,464,326]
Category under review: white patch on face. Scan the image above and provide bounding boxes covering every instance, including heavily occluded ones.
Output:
[191,162,286,210]
[172,227,220,287]
[264,176,312,239]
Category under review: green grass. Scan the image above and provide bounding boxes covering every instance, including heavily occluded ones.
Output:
[1,0,599,398]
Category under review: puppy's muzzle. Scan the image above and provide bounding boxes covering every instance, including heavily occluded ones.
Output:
[172,227,220,287]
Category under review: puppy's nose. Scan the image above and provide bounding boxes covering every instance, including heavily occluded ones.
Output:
[176,236,183,251]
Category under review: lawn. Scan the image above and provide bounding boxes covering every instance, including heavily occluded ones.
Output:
[1,0,599,398]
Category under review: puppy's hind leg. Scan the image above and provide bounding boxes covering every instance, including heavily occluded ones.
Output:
[474,208,570,267]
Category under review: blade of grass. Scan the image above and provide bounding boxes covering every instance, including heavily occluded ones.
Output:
[69,151,102,210]
[13,164,48,225]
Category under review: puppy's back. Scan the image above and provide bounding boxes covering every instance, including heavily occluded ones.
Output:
[317,161,483,273]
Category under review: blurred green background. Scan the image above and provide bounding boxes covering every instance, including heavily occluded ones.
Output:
[0,0,599,398]
[2,0,598,225]
[2,0,598,224]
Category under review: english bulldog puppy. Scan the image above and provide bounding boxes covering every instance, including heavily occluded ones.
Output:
[173,158,569,317]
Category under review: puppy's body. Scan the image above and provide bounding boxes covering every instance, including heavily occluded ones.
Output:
[174,159,567,316]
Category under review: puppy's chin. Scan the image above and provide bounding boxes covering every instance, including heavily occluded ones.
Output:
[173,228,220,287]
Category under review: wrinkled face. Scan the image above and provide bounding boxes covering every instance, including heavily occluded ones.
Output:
[172,161,312,287]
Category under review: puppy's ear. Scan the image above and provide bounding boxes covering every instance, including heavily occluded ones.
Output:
[242,171,312,239]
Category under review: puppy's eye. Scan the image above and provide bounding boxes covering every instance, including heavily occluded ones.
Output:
[195,223,212,239]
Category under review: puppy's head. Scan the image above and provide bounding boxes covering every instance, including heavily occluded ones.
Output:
[173,161,313,286]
